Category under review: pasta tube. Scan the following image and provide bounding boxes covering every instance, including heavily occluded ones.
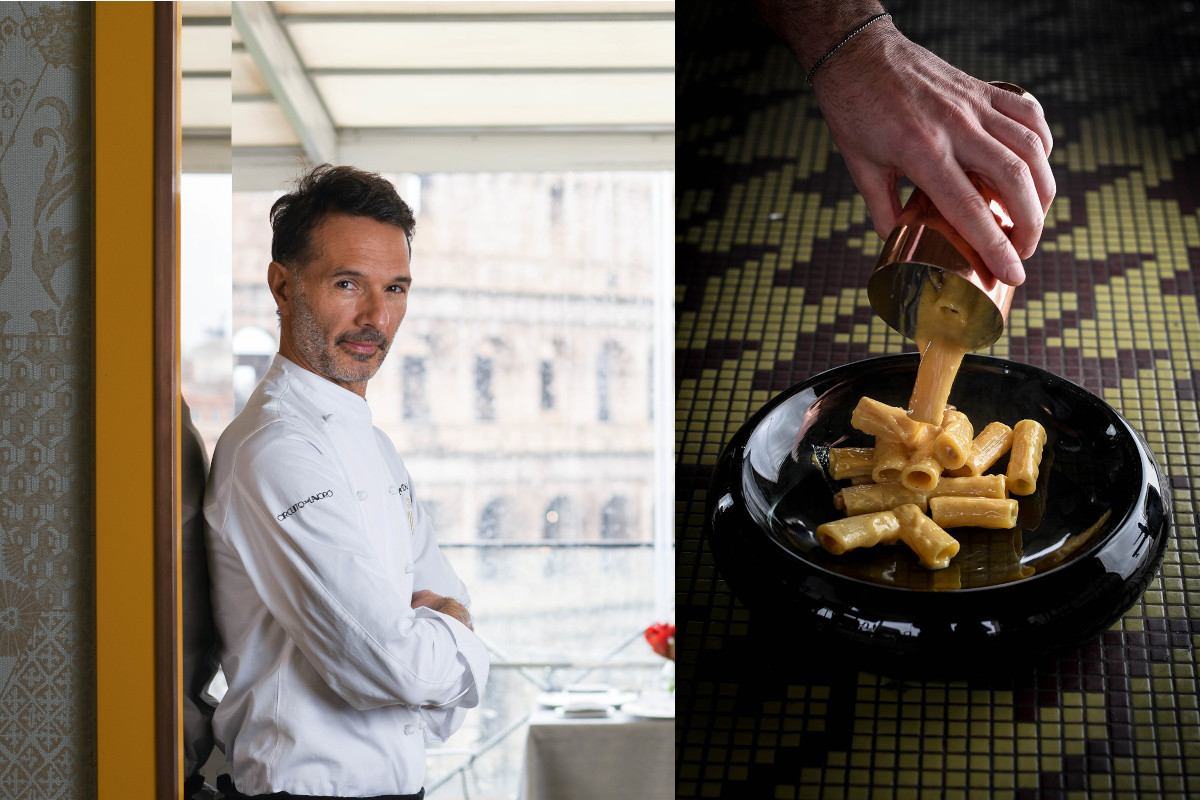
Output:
[945,421,1013,478]
[925,474,1008,500]
[893,503,960,570]
[872,438,908,484]
[900,441,942,493]
[909,422,941,451]
[1006,419,1048,496]
[851,397,925,444]
[934,410,974,470]
[815,510,902,556]
[835,483,928,516]
[929,496,1019,529]
[828,447,875,481]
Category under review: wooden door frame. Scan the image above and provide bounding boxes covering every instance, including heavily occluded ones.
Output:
[94,2,181,797]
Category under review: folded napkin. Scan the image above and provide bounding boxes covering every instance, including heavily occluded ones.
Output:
[557,698,612,717]
[563,683,611,693]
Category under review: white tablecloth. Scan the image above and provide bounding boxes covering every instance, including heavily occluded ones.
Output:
[520,706,673,800]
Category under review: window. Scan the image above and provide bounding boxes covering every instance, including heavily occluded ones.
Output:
[475,356,495,421]
[597,347,611,422]
[597,339,633,423]
[601,495,634,540]
[542,496,582,540]
[540,359,554,411]
[478,497,517,582]
[479,497,514,541]
[402,356,428,421]
[180,173,234,457]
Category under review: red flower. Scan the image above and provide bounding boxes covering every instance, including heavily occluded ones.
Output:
[644,622,675,661]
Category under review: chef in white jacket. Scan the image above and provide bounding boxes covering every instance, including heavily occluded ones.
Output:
[205,164,488,799]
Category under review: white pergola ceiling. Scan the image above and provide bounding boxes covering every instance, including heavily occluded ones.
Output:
[181,1,675,188]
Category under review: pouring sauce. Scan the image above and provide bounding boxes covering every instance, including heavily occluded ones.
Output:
[907,273,975,424]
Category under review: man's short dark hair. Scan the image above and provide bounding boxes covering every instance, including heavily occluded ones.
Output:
[270,164,416,269]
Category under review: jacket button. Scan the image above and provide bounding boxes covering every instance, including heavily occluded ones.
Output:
[404,562,415,574]
[357,490,368,501]
[404,724,417,735]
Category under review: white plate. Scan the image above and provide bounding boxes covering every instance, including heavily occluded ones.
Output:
[563,683,611,693]
[538,690,637,709]
[622,698,675,719]
[556,707,612,718]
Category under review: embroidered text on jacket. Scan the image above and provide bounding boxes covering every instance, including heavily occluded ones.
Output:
[277,490,334,521]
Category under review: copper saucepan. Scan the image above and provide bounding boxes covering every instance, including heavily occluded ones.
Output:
[867,81,1034,351]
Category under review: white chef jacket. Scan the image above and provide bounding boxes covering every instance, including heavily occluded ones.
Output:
[204,354,489,796]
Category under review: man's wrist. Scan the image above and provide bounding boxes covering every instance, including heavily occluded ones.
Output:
[804,11,891,84]
[808,14,902,94]
[752,0,888,71]
[434,598,473,630]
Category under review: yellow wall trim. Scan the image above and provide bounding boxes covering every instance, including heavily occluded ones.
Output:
[95,3,158,796]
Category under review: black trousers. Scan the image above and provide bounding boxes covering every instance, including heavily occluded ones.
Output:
[216,775,424,800]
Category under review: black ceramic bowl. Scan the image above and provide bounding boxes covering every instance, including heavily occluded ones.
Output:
[706,353,1171,676]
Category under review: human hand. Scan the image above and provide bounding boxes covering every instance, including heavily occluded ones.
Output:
[411,589,473,630]
[754,3,1055,286]
[815,29,1053,285]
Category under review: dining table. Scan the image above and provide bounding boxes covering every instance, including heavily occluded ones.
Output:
[519,700,674,800]
[677,1,1200,798]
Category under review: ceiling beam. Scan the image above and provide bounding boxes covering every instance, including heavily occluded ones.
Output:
[232,1,336,165]
[231,128,674,190]
[278,12,675,23]
[307,66,674,76]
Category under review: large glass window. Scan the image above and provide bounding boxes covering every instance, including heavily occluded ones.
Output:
[181,173,233,456]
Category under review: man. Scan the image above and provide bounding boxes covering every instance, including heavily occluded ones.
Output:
[205,164,488,799]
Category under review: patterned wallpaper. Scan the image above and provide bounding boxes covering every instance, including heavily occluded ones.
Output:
[0,3,94,797]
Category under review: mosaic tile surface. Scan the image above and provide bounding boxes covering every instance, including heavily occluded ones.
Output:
[677,1,1200,797]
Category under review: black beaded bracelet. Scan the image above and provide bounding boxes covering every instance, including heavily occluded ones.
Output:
[805,12,892,85]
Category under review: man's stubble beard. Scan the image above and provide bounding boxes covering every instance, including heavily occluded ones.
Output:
[290,284,391,385]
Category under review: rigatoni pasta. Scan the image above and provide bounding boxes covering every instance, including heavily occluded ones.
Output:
[929,496,1019,529]
[945,421,1013,478]
[872,438,907,484]
[817,393,1052,570]
[900,441,943,492]
[834,483,928,516]
[815,510,902,555]
[925,474,1007,500]
[934,410,973,469]
[828,446,875,481]
[851,397,934,446]
[1006,419,1048,496]
[893,503,960,570]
